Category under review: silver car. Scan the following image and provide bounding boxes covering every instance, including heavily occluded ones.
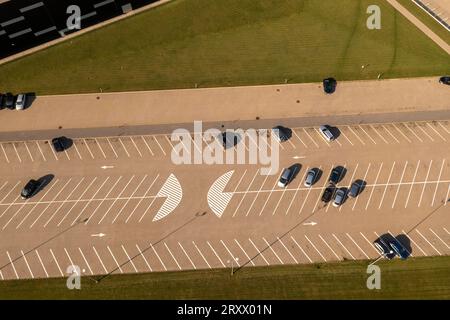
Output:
[332,188,346,207]
[304,168,318,187]
[15,93,26,110]
[319,125,335,142]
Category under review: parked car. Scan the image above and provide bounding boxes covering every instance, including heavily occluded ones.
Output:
[329,166,343,184]
[4,92,15,109]
[21,179,40,199]
[389,239,409,260]
[272,126,290,142]
[319,125,335,142]
[15,93,26,110]
[304,168,319,187]
[219,131,238,149]
[332,188,346,207]
[439,76,450,85]
[348,180,362,198]
[52,137,66,152]
[323,77,336,94]
[321,185,335,203]
[373,238,394,259]
[278,167,295,188]
[0,93,4,110]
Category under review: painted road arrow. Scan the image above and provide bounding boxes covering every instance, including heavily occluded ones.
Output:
[207,170,235,218]
[152,174,183,222]
[302,222,317,226]
[101,165,114,169]
[91,233,106,237]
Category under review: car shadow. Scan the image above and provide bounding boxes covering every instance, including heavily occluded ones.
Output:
[335,166,347,183]
[327,125,341,139]
[311,167,323,185]
[395,234,412,258]
[288,163,302,181]
[60,136,74,151]
[339,187,349,205]
[35,174,55,195]
[23,92,36,110]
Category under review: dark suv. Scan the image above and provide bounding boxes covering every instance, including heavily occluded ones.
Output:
[323,77,337,94]
[439,76,450,85]
[21,179,40,199]
[4,93,15,109]
[329,166,344,184]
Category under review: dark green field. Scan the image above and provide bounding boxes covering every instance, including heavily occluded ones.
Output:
[1,256,449,299]
[0,0,448,95]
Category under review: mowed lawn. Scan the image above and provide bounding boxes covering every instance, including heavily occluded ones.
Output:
[1,257,450,299]
[0,0,449,95]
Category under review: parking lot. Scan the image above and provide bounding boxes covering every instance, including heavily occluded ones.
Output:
[0,119,449,281]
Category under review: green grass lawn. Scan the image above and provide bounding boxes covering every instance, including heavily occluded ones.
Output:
[0,0,448,95]
[1,256,449,299]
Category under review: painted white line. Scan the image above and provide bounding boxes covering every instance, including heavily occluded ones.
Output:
[141,136,155,156]
[107,246,123,273]
[392,124,412,143]
[207,241,226,267]
[392,161,408,208]
[262,237,283,264]
[359,232,380,255]
[0,181,8,196]
[136,244,152,272]
[0,270,3,280]
[332,234,355,260]
[292,129,308,148]
[257,175,280,217]
[416,230,441,255]
[402,230,427,256]
[21,250,34,278]
[64,248,76,273]
[272,166,300,216]
[49,249,64,277]
[339,130,354,146]
[302,128,319,148]
[314,128,331,147]
[405,160,420,208]
[127,174,159,224]
[431,159,445,206]
[232,169,259,218]
[382,125,400,143]
[370,125,389,144]
[445,184,450,206]
[11,143,22,163]
[35,141,47,161]
[0,181,19,206]
[248,238,269,265]
[130,137,143,157]
[0,144,9,163]
[94,138,107,159]
[122,245,138,273]
[78,248,93,275]
[153,137,167,156]
[347,126,365,145]
[346,233,369,259]
[299,176,314,214]
[415,123,434,141]
[365,163,383,210]
[359,125,376,144]
[443,227,450,235]
[340,163,358,212]
[284,167,309,215]
[92,246,108,273]
[6,251,19,279]
[221,240,241,266]
[178,242,195,269]
[404,123,423,142]
[35,250,49,278]
[83,139,95,159]
[0,195,20,220]
[244,173,270,217]
[106,138,119,158]
[304,235,326,262]
[72,141,83,160]
[276,237,298,264]
[429,228,450,250]
[234,239,255,266]
[98,175,136,224]
[23,142,34,162]
[437,122,450,135]
[193,241,211,269]
[378,162,396,209]
[55,177,97,227]
[116,138,130,158]
[290,236,312,263]
[68,177,110,226]
[418,160,433,207]
[427,123,447,141]
[164,243,181,270]
[318,235,340,260]
[85,176,123,224]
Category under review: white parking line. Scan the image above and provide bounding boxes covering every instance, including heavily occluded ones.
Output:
[98,175,136,224]
[290,236,312,263]
[193,241,211,269]
[92,246,108,273]
[106,138,119,158]
[248,238,269,265]
[83,139,95,159]
[427,123,447,141]
[94,138,107,159]
[21,250,34,278]
[64,248,76,273]
[272,166,300,216]
[404,123,423,142]
[365,163,383,210]
[244,173,270,217]
[314,128,331,147]
[346,233,369,259]
[405,160,420,208]
[207,241,226,267]
[370,125,389,144]
[429,228,450,250]
[292,130,308,148]
[318,235,340,260]
[118,138,131,158]
[78,248,93,275]
[136,244,152,272]
[445,184,450,206]
[444,227,450,235]
[122,245,138,273]
[23,142,34,162]
[153,137,167,156]
[85,176,123,224]
[6,251,19,279]
[285,166,309,214]
[359,232,380,255]
[392,162,408,208]
[431,159,445,206]
[0,195,20,220]
[277,237,298,264]
[378,161,395,209]
[128,174,160,224]
[72,141,83,160]
[302,128,319,148]
[130,137,143,157]
[262,237,283,264]
[35,250,49,278]
[233,169,259,218]
[415,123,434,141]
[107,246,123,273]
[178,242,195,269]
[339,130,354,146]
[124,175,155,223]
[12,143,22,163]
[35,141,47,161]
[234,239,255,266]
[304,235,326,261]
[49,248,64,277]
[257,176,280,217]
[164,243,181,270]
[382,125,400,143]
[402,230,427,256]
[416,230,441,255]
[437,122,450,135]
[55,177,97,227]
[418,160,433,207]
[340,164,358,212]
[1,144,10,163]
[221,240,241,266]
[392,124,412,143]
[347,126,365,145]
[141,136,154,156]
[0,181,8,196]
[359,125,376,144]
[332,234,355,260]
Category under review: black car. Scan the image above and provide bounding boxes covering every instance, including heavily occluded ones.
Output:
[348,180,362,198]
[272,126,291,142]
[4,93,15,109]
[323,77,337,94]
[321,185,335,203]
[329,167,343,184]
[389,239,409,260]
[0,94,4,110]
[439,76,450,85]
[21,179,40,199]
[52,137,66,152]
[220,131,238,149]
[373,238,394,259]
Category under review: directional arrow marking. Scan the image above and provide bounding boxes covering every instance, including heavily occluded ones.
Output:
[152,174,183,222]
[91,233,106,237]
[303,222,317,226]
[207,171,235,218]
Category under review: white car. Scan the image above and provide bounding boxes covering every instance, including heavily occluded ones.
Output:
[15,94,26,110]
[319,125,335,142]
